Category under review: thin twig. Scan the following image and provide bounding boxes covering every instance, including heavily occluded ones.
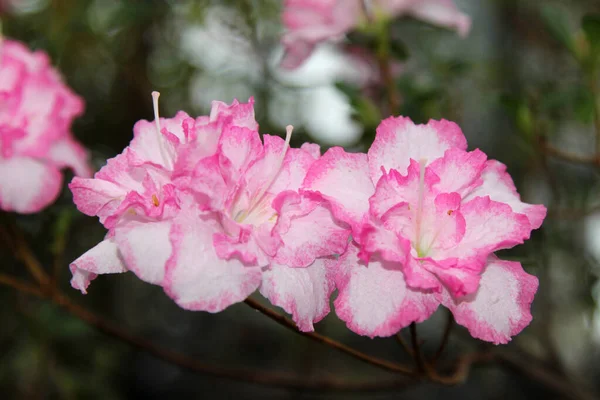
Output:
[409,323,426,374]
[547,204,600,219]
[361,0,400,115]
[377,50,401,115]
[52,211,72,287]
[244,298,416,376]
[541,142,600,166]
[0,218,50,287]
[428,351,493,385]
[2,223,597,399]
[497,352,596,400]
[0,278,415,392]
[431,312,454,364]
[395,332,414,358]
[0,274,45,298]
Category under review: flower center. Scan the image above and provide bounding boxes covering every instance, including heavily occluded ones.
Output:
[232,125,293,226]
[414,158,427,257]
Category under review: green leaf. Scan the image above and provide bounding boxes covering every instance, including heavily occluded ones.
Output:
[582,14,600,62]
[541,5,576,55]
[583,15,600,49]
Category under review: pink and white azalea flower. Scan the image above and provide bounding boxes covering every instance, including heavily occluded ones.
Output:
[303,116,545,343]
[70,95,348,331]
[281,0,471,69]
[0,39,91,213]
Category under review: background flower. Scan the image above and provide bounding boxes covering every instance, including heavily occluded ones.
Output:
[0,39,90,213]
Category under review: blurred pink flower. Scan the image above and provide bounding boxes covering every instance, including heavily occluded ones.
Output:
[70,96,348,331]
[281,0,472,69]
[302,116,545,343]
[0,39,91,213]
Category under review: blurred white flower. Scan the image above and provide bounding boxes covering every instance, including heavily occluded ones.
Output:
[177,5,368,146]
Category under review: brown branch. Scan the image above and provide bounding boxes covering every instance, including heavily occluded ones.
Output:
[541,142,600,166]
[378,53,401,115]
[409,323,426,374]
[2,221,597,398]
[361,0,400,115]
[395,332,414,357]
[428,351,493,385]
[244,298,416,376]
[0,274,45,298]
[0,277,416,392]
[496,352,596,400]
[547,203,600,220]
[431,311,454,364]
[0,219,50,287]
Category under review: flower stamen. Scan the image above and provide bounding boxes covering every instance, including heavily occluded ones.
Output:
[414,158,427,255]
[151,91,173,170]
[243,125,293,221]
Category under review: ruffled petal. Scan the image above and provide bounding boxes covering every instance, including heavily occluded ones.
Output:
[260,258,335,331]
[218,125,263,176]
[428,148,486,196]
[163,209,262,312]
[439,256,538,344]
[0,156,62,213]
[464,160,547,229]
[368,116,467,183]
[47,136,92,178]
[333,242,439,337]
[69,176,124,222]
[303,146,373,236]
[369,161,439,220]
[358,218,410,264]
[272,191,350,267]
[443,196,531,270]
[70,238,127,294]
[209,97,258,131]
[113,217,173,285]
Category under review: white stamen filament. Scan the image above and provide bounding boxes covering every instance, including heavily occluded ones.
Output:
[242,125,294,221]
[151,91,173,170]
[415,158,427,256]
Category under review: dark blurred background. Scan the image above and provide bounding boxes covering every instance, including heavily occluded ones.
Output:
[2,0,600,398]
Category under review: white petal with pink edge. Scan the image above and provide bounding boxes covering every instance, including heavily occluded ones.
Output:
[273,191,350,267]
[113,217,173,285]
[428,148,486,196]
[70,238,127,294]
[439,257,538,344]
[0,156,62,214]
[368,116,467,183]
[443,196,531,270]
[464,160,547,230]
[302,147,373,236]
[333,242,439,338]
[260,257,335,332]
[47,137,92,178]
[163,209,262,313]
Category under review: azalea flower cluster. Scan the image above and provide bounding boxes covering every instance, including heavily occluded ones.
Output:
[0,39,91,213]
[281,0,472,69]
[70,96,545,344]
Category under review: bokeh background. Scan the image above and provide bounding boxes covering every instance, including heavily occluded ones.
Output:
[2,0,600,398]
